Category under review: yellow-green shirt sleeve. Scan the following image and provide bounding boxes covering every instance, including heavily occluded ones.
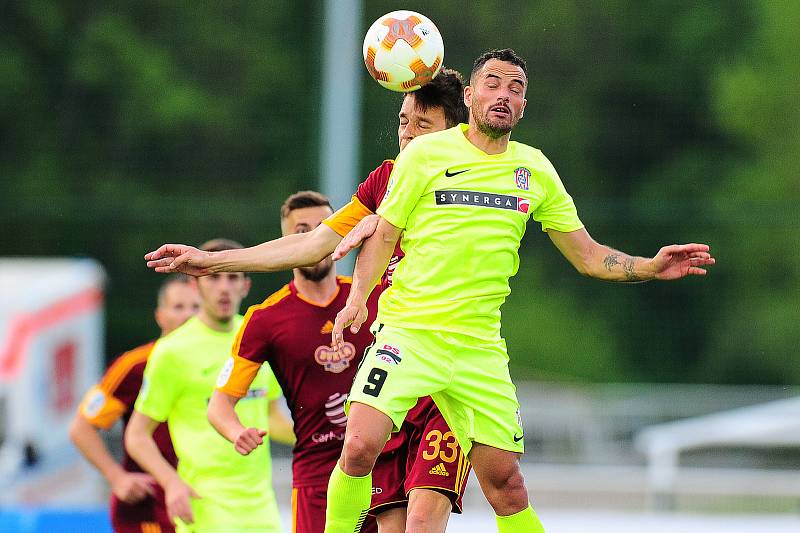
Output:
[135,342,181,422]
[533,156,584,232]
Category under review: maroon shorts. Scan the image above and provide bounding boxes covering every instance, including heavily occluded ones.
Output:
[110,490,174,533]
[370,397,471,515]
[293,485,378,533]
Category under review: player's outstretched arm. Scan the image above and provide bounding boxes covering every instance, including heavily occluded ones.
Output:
[332,214,380,261]
[333,217,402,350]
[207,390,267,456]
[125,410,199,525]
[69,414,155,504]
[548,228,715,282]
[144,224,344,276]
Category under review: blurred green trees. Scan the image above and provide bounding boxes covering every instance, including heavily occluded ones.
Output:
[2,1,796,384]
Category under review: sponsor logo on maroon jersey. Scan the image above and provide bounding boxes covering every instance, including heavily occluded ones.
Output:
[325,392,348,427]
[312,430,345,443]
[314,342,356,373]
[375,344,402,365]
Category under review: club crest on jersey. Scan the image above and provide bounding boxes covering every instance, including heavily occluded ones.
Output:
[315,342,356,373]
[514,167,531,190]
[375,344,402,365]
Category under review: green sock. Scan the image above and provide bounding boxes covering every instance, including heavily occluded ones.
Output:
[324,463,372,533]
[495,504,545,533]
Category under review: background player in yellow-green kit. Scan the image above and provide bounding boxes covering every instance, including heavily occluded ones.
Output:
[125,239,293,533]
[327,49,717,533]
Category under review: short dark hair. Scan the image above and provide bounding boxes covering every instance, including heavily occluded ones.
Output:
[199,238,244,253]
[156,273,192,306]
[404,68,468,127]
[470,48,527,83]
[280,190,333,220]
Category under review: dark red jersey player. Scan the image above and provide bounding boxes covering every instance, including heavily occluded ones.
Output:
[77,341,177,533]
[217,277,381,533]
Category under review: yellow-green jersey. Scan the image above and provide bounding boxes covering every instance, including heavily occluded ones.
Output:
[135,316,283,532]
[376,123,584,341]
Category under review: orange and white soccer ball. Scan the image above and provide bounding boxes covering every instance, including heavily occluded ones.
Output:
[362,10,444,92]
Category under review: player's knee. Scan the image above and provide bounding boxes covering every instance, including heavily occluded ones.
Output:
[483,468,528,514]
[406,489,451,532]
[341,435,381,475]
[405,506,449,533]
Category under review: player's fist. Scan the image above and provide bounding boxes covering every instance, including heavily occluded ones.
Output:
[110,472,156,504]
[234,427,267,456]
[333,214,380,261]
[144,244,214,276]
[165,478,200,525]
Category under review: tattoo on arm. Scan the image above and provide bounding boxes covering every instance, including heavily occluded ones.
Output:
[603,253,642,281]
[623,257,641,281]
[603,254,622,271]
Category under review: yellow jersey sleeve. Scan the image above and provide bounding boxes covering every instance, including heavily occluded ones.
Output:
[323,196,374,237]
[216,354,262,398]
[78,385,127,429]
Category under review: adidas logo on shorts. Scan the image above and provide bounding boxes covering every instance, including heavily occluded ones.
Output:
[429,462,449,477]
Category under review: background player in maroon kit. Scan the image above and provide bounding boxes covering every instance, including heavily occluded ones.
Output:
[209,191,381,533]
[149,70,472,532]
[70,274,199,533]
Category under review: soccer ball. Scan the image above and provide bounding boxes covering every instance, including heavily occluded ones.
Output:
[362,10,444,92]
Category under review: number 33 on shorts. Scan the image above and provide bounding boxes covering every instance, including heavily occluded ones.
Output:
[423,429,459,463]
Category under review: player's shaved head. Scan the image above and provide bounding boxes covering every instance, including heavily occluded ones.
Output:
[470,48,528,84]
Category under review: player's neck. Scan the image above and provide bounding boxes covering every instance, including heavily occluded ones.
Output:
[293,271,339,306]
[464,122,510,155]
[197,310,236,332]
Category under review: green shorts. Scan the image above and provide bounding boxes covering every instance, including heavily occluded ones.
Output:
[176,489,282,533]
[349,323,524,456]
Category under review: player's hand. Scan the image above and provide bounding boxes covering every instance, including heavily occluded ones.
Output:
[144,244,214,276]
[649,243,716,280]
[165,478,200,526]
[333,214,380,261]
[234,427,267,456]
[332,300,369,351]
[110,472,156,504]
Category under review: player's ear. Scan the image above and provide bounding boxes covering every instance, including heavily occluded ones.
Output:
[463,85,473,108]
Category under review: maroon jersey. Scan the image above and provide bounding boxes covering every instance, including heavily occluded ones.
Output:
[78,341,177,530]
[222,277,381,487]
